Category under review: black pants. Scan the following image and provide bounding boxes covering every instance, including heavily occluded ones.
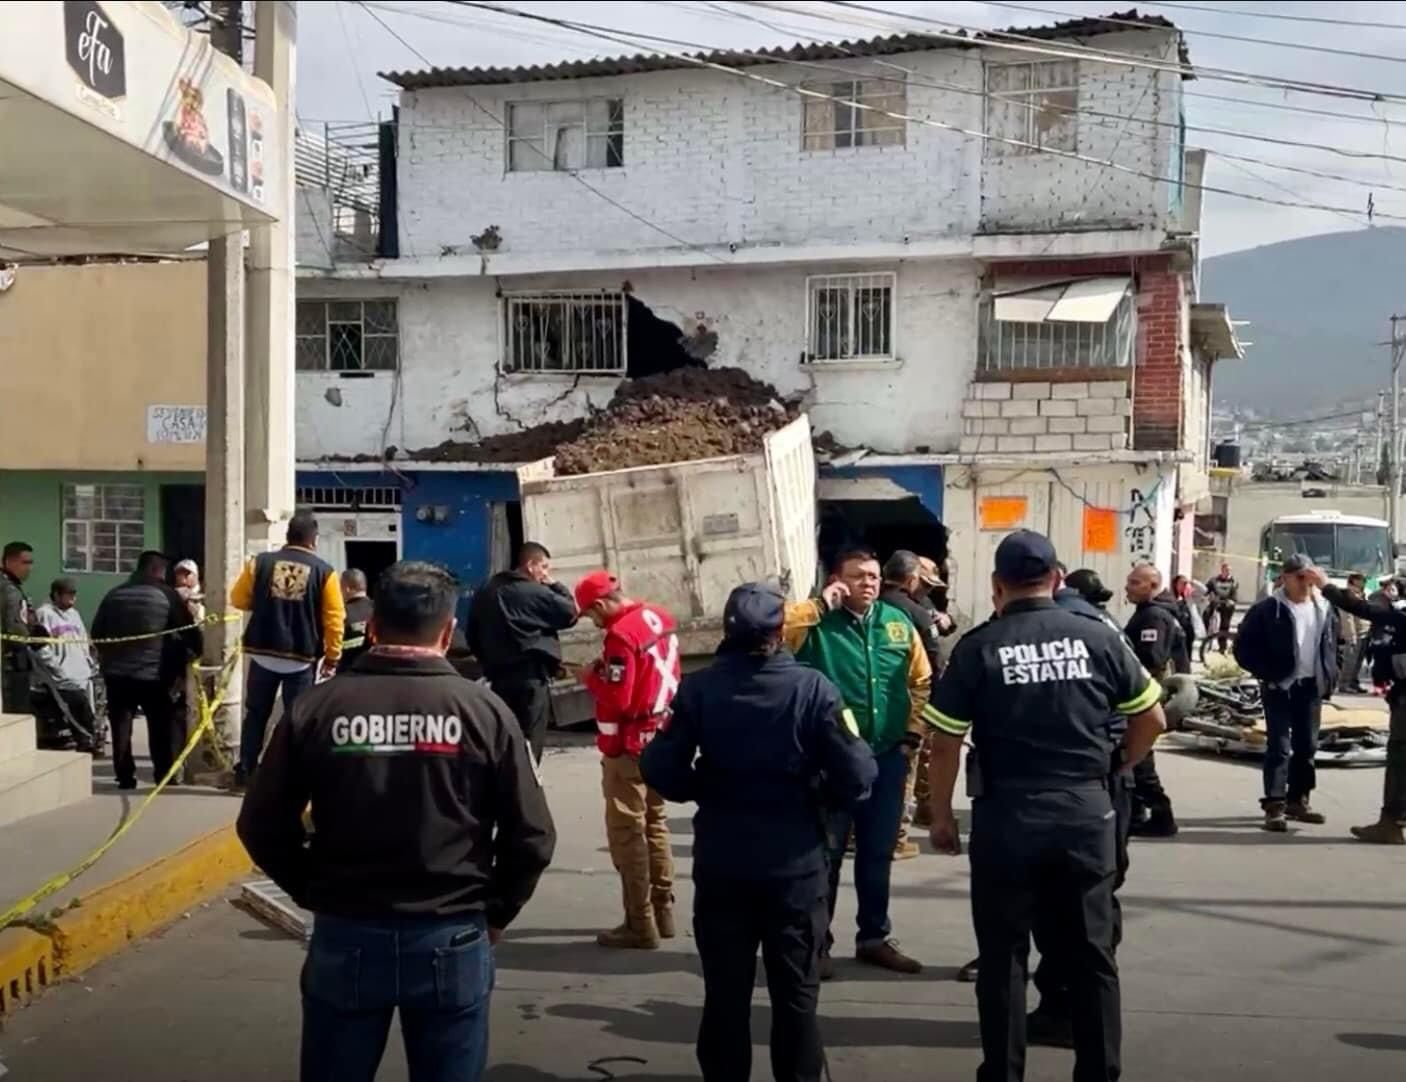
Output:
[488,673,554,765]
[1032,777,1132,1013]
[971,789,1120,1082]
[105,676,183,786]
[693,869,828,1082]
[1129,752,1172,823]
[1261,680,1321,805]
[33,684,98,750]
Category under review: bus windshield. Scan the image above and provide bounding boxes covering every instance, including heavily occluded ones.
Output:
[1267,522,1390,578]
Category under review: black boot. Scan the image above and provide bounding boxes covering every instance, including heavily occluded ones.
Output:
[1130,808,1178,837]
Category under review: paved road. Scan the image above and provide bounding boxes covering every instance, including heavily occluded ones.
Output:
[3,744,1405,1081]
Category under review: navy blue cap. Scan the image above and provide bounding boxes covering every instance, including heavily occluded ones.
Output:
[724,582,785,639]
[994,529,1059,583]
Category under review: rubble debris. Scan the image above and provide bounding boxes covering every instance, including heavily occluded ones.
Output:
[408,420,587,464]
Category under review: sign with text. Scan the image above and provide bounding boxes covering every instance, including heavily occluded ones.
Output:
[1082,506,1119,554]
[146,404,206,444]
[979,496,1028,531]
[65,1,126,103]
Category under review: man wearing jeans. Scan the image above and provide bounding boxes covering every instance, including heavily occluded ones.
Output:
[230,512,345,785]
[1234,554,1338,833]
[784,548,933,978]
[238,561,557,1082]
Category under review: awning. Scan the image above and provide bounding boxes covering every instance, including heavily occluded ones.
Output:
[0,1,282,258]
[1190,302,1246,361]
[993,276,1131,324]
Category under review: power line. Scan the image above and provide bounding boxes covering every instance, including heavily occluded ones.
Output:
[981,1,1406,66]
[448,1,1406,224]
[804,0,1406,105]
[1217,156,1362,229]
[354,2,733,263]
[1150,1,1406,32]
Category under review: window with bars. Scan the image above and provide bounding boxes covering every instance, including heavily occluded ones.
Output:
[62,484,145,574]
[502,292,627,374]
[507,99,624,172]
[985,60,1078,155]
[978,283,1135,372]
[802,78,906,150]
[296,486,402,510]
[296,299,399,371]
[805,273,896,362]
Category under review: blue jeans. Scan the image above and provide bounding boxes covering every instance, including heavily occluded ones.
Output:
[241,661,315,774]
[1261,680,1321,805]
[824,743,909,949]
[301,912,494,1082]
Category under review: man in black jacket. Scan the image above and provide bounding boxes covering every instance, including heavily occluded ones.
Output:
[337,569,374,673]
[467,542,578,763]
[92,551,202,789]
[1234,554,1338,832]
[238,561,556,1082]
[1123,564,1184,837]
[1,541,38,715]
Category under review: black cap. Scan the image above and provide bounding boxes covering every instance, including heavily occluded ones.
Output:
[1064,568,1113,605]
[1281,553,1315,574]
[724,582,785,640]
[994,530,1059,583]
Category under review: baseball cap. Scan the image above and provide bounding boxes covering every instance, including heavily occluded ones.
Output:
[1064,568,1113,605]
[723,582,785,640]
[1280,553,1315,575]
[573,570,619,611]
[917,556,946,588]
[994,530,1059,583]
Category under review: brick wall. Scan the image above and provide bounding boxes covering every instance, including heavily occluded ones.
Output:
[1133,268,1183,451]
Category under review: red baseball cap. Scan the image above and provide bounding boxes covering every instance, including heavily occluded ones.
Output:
[574,570,619,611]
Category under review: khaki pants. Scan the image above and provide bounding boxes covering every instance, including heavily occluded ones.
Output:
[894,738,932,848]
[602,754,674,923]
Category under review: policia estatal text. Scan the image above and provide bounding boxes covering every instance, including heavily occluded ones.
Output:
[926,531,1166,1082]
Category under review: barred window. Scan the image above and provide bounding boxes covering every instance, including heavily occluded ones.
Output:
[502,292,626,374]
[803,78,905,150]
[296,486,402,510]
[62,484,145,574]
[985,60,1078,155]
[296,299,399,371]
[508,99,624,172]
[979,279,1135,372]
[806,273,896,362]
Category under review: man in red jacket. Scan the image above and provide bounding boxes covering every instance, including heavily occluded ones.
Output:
[577,570,680,950]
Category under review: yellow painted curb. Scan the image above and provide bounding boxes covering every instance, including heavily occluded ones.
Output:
[0,926,55,1015]
[47,824,252,978]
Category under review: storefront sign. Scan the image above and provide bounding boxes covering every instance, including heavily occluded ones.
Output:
[147,404,206,444]
[65,1,126,103]
[979,496,1028,531]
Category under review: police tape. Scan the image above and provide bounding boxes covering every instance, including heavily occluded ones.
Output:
[0,647,243,932]
[1190,548,1384,582]
[0,610,241,647]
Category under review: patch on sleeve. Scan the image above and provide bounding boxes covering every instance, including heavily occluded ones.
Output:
[840,708,861,738]
[885,621,911,644]
[606,657,627,683]
[1140,628,1159,643]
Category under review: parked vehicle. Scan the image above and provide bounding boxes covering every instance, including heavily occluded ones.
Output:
[1256,510,1395,599]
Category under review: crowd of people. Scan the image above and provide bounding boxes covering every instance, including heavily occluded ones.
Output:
[7,515,1406,1082]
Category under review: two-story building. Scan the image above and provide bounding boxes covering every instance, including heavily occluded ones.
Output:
[296,12,1242,622]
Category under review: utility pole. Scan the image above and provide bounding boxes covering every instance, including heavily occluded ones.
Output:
[196,0,246,780]
[1391,317,1406,542]
[246,0,297,555]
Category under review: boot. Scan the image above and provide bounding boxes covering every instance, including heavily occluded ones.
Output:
[1286,800,1326,825]
[892,838,921,861]
[1130,809,1178,838]
[1350,816,1406,845]
[597,910,661,950]
[1262,801,1288,833]
[652,890,676,939]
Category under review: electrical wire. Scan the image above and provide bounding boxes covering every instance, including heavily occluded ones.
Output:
[337,1,380,122]
[1215,156,1379,225]
[1150,1,1406,32]
[980,1,1406,66]
[355,2,734,263]
[803,0,1406,105]
[447,2,1406,224]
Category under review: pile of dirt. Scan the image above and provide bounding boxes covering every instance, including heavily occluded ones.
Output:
[402,367,800,473]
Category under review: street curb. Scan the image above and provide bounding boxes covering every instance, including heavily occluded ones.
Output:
[0,927,55,1015]
[45,823,252,978]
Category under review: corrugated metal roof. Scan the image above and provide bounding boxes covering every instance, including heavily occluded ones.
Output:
[379,12,1187,90]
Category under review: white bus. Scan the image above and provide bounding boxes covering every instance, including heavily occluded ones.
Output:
[1257,511,1395,598]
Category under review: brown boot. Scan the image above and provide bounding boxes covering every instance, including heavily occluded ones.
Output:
[892,839,921,861]
[1262,801,1288,833]
[597,911,661,950]
[1286,800,1326,824]
[1350,817,1406,845]
[856,938,923,975]
[653,895,676,939]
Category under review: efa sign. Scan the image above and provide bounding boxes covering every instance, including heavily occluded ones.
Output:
[64,1,126,101]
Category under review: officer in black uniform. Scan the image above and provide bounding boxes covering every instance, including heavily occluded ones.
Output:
[926,532,1166,1082]
[641,582,877,1082]
[1123,564,1186,837]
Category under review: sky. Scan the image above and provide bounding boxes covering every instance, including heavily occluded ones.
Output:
[293,1,1406,257]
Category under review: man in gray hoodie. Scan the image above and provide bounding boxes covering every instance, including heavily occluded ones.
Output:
[33,578,99,752]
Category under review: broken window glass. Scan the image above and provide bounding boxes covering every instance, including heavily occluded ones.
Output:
[802,78,905,151]
[985,60,1078,155]
[509,98,624,172]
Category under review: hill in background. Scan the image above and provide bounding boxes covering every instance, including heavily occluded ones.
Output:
[1201,226,1406,412]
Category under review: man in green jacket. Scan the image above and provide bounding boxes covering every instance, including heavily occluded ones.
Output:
[785,547,934,977]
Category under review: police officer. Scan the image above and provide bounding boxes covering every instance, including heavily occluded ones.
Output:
[926,532,1166,1082]
[1122,563,1185,837]
[641,582,877,1082]
[238,561,557,1082]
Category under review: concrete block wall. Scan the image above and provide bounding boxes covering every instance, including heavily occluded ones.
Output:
[959,379,1130,454]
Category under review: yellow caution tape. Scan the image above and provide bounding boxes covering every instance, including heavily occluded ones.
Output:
[1192,547,1391,583]
[0,647,243,932]
[0,610,241,647]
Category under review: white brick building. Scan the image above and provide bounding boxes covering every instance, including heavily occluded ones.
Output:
[295,13,1242,621]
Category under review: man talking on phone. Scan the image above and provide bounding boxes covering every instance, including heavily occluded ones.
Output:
[238,561,557,1082]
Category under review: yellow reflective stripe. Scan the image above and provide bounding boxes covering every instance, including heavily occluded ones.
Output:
[342,636,366,650]
[1117,678,1163,715]
[925,704,971,737]
[840,708,861,739]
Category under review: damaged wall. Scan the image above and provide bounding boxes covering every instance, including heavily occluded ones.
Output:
[978,32,1182,234]
[295,259,979,460]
